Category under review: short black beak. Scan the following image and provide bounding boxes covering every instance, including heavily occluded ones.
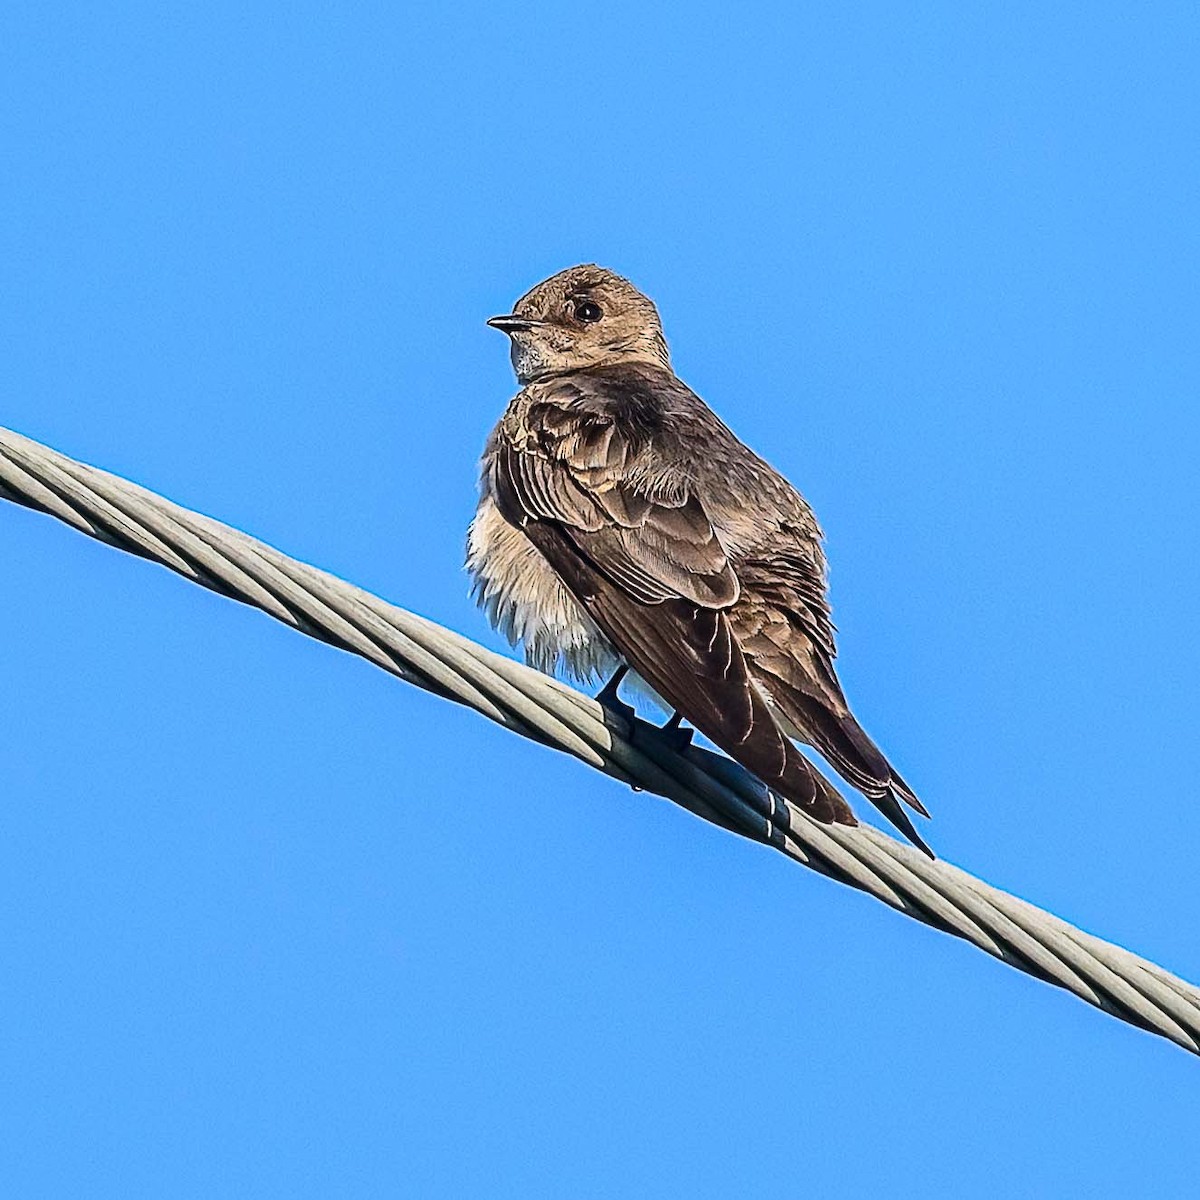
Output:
[487,314,544,332]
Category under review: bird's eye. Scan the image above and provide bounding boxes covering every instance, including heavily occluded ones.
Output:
[573,300,603,323]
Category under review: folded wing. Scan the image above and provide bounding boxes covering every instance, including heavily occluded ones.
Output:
[734,553,932,854]
[492,395,855,827]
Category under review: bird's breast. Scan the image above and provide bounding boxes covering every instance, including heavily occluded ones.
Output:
[466,494,618,681]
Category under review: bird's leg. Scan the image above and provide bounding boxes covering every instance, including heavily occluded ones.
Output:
[595,664,628,704]
[595,664,636,722]
[659,709,694,751]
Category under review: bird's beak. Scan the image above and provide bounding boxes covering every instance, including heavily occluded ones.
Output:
[487,314,544,333]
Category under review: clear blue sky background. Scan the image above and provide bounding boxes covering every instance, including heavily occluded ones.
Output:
[1,3,1197,1196]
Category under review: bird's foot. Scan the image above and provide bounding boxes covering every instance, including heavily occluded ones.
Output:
[658,709,694,752]
[595,665,636,723]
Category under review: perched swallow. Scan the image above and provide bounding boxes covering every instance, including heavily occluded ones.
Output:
[468,265,932,855]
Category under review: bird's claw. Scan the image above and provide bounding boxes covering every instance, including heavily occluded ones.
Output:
[658,711,694,752]
[595,665,636,723]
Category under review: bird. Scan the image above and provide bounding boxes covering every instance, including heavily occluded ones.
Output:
[467,264,932,856]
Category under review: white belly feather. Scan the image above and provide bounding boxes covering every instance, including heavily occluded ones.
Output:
[466,496,619,681]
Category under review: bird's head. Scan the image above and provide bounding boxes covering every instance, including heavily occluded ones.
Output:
[488,264,671,384]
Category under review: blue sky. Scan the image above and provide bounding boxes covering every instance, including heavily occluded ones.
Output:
[2,3,1198,1195]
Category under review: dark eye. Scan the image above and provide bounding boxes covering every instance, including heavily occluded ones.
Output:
[573,299,603,323]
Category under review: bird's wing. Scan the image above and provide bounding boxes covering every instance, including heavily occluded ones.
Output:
[492,395,855,827]
[733,552,932,852]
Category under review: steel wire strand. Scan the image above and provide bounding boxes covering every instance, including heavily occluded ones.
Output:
[1,426,1197,1055]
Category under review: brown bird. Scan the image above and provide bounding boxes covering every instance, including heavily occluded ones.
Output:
[468,264,932,856]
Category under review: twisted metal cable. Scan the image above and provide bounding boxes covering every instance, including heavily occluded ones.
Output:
[1,425,1197,1057]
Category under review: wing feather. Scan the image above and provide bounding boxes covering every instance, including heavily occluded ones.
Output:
[523,521,852,825]
[493,397,853,827]
[485,367,931,851]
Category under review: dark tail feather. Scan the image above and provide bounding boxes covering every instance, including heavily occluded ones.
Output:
[752,668,934,856]
[865,788,934,858]
[823,707,930,819]
[887,764,931,819]
[805,707,934,857]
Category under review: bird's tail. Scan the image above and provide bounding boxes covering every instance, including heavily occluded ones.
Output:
[756,668,934,857]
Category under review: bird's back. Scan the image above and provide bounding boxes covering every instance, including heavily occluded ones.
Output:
[471,358,931,852]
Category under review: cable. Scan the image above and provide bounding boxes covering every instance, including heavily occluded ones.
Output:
[2,425,1197,1055]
